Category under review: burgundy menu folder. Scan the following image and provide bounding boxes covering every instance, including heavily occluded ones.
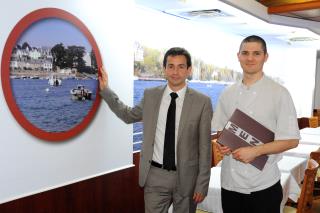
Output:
[217,109,275,170]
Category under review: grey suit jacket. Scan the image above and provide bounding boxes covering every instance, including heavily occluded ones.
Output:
[100,85,213,197]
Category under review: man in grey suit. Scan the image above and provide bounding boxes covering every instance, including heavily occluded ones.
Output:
[99,47,213,213]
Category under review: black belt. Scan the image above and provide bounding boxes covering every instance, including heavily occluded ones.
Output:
[151,160,176,171]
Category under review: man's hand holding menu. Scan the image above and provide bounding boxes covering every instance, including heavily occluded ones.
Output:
[217,109,275,170]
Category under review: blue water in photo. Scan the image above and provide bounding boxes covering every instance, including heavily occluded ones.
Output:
[11,79,97,132]
[133,79,227,151]
[11,78,225,148]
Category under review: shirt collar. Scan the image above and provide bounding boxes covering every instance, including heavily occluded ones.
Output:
[240,73,266,90]
[164,85,187,100]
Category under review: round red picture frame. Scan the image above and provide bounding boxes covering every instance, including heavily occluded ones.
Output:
[1,8,102,142]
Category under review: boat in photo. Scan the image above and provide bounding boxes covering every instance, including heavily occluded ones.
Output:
[30,76,40,79]
[48,76,62,86]
[70,85,92,101]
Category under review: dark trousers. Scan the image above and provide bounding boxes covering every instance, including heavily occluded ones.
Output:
[221,180,283,213]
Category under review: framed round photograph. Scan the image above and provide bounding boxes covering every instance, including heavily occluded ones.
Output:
[1,8,102,141]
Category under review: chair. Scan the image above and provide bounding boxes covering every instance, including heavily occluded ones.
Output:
[309,116,319,128]
[310,151,320,200]
[298,117,310,130]
[313,109,320,125]
[211,139,223,167]
[284,158,319,213]
[210,133,219,167]
[313,109,320,116]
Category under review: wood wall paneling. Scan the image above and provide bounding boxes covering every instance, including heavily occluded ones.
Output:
[0,152,144,213]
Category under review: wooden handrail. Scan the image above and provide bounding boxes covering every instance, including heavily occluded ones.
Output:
[266,1,320,14]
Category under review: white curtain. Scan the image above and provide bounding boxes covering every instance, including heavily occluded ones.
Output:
[313,50,320,109]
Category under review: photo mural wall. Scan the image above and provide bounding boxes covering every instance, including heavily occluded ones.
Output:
[131,5,317,151]
[0,0,133,204]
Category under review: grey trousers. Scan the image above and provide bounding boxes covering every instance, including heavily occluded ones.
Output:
[144,166,197,213]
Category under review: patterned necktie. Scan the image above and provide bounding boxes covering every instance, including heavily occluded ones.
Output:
[163,92,178,171]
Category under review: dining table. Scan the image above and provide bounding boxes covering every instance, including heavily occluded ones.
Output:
[300,127,320,135]
[299,133,320,145]
[283,143,320,159]
[278,155,307,184]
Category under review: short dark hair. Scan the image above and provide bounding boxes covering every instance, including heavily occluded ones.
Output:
[239,35,267,54]
[163,47,192,68]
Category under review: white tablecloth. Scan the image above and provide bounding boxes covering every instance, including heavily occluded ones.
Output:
[197,167,300,213]
[300,127,320,135]
[197,167,222,213]
[283,144,320,159]
[278,156,307,184]
[299,133,320,145]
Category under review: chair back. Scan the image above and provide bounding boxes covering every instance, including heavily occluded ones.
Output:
[298,117,310,129]
[296,158,319,213]
[310,149,320,200]
[310,151,320,167]
[309,116,319,128]
[212,139,223,167]
[310,151,320,182]
[313,109,320,125]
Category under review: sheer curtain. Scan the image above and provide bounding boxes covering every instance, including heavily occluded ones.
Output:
[313,50,320,109]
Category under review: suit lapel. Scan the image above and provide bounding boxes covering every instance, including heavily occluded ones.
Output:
[177,87,194,142]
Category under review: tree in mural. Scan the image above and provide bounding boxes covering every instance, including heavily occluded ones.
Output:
[51,43,67,70]
[90,49,97,71]
[21,42,32,50]
[66,45,86,70]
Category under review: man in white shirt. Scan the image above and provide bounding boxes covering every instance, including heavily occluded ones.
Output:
[212,35,300,213]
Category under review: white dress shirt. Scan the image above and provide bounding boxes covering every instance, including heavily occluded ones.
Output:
[152,85,187,165]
